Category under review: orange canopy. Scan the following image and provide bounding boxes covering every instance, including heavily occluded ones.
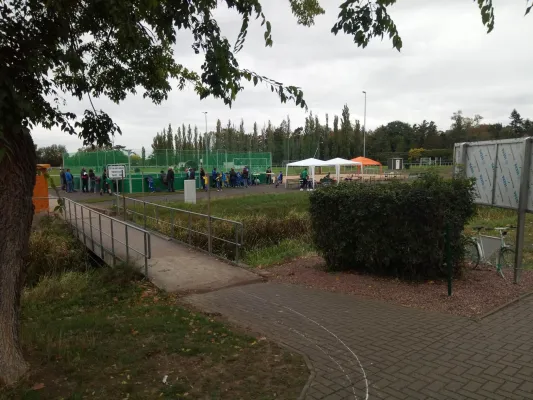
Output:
[351,157,382,166]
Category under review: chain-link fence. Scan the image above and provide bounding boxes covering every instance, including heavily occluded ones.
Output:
[63,149,272,175]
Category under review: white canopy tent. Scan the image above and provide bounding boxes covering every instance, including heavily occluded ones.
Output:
[325,158,363,184]
[284,158,327,188]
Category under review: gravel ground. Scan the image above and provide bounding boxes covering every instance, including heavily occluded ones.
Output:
[267,256,533,317]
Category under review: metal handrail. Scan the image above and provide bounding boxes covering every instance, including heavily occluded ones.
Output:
[37,196,151,275]
[115,196,244,262]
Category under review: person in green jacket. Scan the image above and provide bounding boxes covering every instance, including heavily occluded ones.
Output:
[300,168,308,191]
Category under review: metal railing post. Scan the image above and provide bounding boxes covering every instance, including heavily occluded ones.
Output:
[81,206,87,246]
[148,233,152,259]
[67,200,72,225]
[143,200,147,229]
[235,225,240,263]
[98,214,104,259]
[89,209,95,252]
[73,204,79,239]
[144,233,148,277]
[208,216,212,254]
[188,213,192,244]
[123,193,127,221]
[125,225,130,264]
[110,219,116,266]
[170,208,175,238]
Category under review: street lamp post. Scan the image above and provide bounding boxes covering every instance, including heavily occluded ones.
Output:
[362,91,367,158]
[203,111,212,253]
[203,112,208,168]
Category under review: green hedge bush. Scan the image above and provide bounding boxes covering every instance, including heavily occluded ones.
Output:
[309,173,475,280]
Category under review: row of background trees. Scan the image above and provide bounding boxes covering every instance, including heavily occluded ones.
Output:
[148,108,533,165]
[37,108,533,166]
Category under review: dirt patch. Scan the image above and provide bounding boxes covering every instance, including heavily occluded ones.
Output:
[268,256,533,318]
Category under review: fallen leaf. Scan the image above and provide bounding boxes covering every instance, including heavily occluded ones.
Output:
[32,383,45,390]
[162,375,168,384]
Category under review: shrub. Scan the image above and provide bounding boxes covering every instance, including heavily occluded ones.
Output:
[309,173,476,280]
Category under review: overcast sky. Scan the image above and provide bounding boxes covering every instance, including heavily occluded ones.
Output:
[32,0,533,152]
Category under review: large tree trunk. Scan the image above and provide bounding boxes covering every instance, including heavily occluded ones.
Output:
[0,127,36,386]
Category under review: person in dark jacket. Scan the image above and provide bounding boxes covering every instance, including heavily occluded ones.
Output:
[243,166,249,187]
[160,170,167,188]
[200,168,206,190]
[167,167,175,192]
[100,170,111,196]
[81,169,89,193]
[60,168,66,190]
[229,168,237,188]
[88,169,96,192]
[211,168,217,188]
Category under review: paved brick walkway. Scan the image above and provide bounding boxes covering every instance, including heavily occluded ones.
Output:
[186,283,533,400]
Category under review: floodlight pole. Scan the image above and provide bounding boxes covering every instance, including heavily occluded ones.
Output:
[362,91,367,158]
[203,112,208,169]
[127,149,133,194]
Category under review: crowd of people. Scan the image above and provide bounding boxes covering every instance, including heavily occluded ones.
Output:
[200,166,283,192]
[59,165,286,195]
[59,167,115,196]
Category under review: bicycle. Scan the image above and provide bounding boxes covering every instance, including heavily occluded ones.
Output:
[464,226,516,280]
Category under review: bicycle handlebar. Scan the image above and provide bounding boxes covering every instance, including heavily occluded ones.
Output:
[494,226,516,230]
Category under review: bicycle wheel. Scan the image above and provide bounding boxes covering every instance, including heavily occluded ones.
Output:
[498,248,516,281]
[464,239,480,270]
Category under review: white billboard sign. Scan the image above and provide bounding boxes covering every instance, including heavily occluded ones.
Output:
[108,164,126,179]
[454,138,525,210]
[454,137,533,284]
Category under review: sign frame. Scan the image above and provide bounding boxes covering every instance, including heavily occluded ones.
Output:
[454,137,533,283]
[107,164,126,180]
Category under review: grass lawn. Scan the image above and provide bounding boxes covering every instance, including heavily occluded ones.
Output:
[78,191,184,204]
[166,192,309,218]
[1,267,307,400]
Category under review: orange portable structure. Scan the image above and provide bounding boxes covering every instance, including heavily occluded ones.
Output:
[351,157,383,174]
[33,164,51,214]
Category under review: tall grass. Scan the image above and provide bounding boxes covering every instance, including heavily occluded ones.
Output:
[126,192,312,264]
[27,216,90,286]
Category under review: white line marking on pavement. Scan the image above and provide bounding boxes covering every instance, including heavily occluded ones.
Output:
[289,326,357,400]
[239,289,369,400]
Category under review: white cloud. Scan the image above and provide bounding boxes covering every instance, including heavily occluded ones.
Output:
[32,0,533,151]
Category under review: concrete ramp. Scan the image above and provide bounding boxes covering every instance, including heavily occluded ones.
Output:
[59,198,261,293]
